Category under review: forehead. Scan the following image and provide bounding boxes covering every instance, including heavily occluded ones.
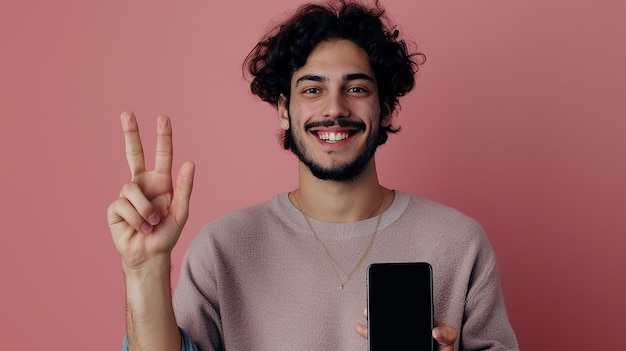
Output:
[292,39,375,82]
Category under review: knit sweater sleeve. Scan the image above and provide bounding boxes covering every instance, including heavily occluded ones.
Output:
[460,240,519,350]
[172,223,225,351]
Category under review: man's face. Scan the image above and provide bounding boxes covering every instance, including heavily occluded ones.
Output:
[278,39,385,182]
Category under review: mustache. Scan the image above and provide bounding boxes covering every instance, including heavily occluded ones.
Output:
[304,118,366,131]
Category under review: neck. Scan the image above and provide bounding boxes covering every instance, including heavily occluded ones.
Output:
[291,158,393,223]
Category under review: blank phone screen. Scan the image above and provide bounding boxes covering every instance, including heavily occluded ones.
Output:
[367,262,434,351]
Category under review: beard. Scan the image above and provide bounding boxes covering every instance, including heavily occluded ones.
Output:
[285,116,380,182]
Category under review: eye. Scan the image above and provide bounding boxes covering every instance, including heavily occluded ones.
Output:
[347,86,371,95]
[302,87,320,94]
[347,87,367,93]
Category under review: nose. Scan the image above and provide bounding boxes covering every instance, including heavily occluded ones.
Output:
[322,90,350,119]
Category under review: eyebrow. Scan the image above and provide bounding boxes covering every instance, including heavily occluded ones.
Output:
[295,73,375,86]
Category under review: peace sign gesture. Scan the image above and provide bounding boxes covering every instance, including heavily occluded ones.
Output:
[107,111,195,270]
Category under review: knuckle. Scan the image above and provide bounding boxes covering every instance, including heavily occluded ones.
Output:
[125,144,143,155]
[120,182,137,196]
[155,149,171,157]
[108,197,125,213]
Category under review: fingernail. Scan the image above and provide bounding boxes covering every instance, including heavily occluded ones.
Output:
[141,222,153,234]
[432,327,444,339]
[148,212,161,225]
[121,112,135,129]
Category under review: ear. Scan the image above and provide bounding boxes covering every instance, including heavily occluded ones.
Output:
[380,109,393,128]
[278,94,290,130]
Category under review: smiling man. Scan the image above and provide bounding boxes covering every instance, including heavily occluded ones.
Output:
[108,1,518,350]
[280,40,382,182]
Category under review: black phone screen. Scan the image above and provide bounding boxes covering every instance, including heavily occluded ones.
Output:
[367,262,434,351]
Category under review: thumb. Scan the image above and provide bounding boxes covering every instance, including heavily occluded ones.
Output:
[171,161,195,226]
[432,318,457,350]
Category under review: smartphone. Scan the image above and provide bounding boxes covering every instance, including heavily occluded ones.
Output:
[367,262,434,351]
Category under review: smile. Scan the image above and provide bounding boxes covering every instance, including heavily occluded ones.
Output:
[317,131,349,143]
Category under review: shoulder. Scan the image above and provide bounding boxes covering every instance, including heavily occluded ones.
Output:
[399,192,484,233]
[188,193,292,248]
[389,192,492,255]
[201,194,283,233]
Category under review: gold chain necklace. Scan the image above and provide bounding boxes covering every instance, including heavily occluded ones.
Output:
[292,191,384,290]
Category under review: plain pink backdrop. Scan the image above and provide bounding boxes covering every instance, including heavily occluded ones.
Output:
[1,0,624,349]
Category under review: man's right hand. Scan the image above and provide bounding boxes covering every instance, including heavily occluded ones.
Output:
[107,111,195,270]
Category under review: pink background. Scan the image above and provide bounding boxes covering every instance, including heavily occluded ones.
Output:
[1,0,624,349]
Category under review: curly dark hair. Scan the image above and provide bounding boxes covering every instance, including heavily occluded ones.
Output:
[244,0,425,148]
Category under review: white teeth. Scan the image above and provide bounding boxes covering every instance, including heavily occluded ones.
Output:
[318,131,349,142]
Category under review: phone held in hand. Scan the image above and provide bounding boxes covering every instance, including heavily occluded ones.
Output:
[367,262,434,351]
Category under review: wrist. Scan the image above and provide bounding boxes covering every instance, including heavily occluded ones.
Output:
[122,254,172,281]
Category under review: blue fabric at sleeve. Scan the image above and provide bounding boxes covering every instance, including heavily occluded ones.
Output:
[121,327,199,351]
[180,328,200,351]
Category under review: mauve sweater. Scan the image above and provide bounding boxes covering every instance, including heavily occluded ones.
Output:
[170,191,518,350]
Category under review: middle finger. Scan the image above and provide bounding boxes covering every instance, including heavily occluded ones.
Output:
[154,115,173,175]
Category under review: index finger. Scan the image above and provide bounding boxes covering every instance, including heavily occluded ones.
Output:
[121,111,146,177]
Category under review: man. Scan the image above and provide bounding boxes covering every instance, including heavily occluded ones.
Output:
[108,1,518,350]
